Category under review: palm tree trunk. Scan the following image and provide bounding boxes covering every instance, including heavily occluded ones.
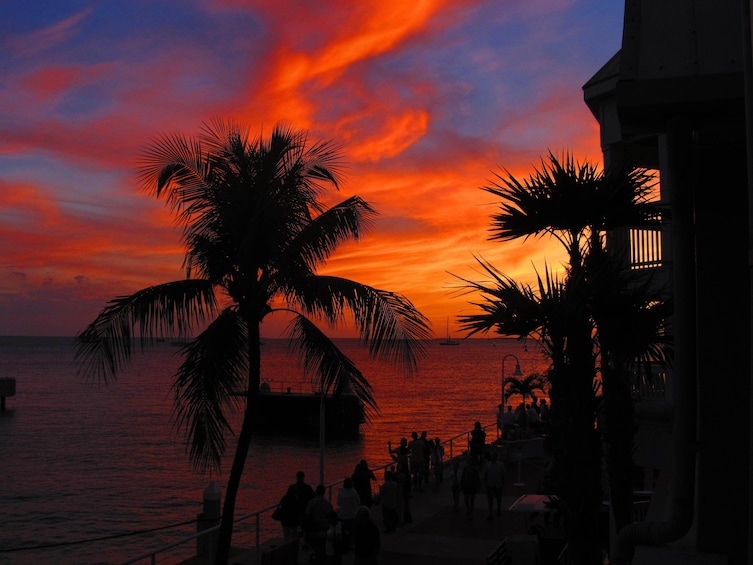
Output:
[601,352,635,533]
[549,308,603,565]
[214,399,254,564]
[215,321,262,565]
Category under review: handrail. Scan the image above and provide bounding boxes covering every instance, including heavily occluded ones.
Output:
[119,421,499,564]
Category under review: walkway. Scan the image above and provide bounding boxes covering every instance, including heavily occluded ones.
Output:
[229,441,552,565]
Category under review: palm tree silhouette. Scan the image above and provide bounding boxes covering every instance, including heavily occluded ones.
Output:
[459,153,668,565]
[503,373,547,427]
[75,120,431,565]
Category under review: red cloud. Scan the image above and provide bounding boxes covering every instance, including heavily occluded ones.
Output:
[0,1,618,336]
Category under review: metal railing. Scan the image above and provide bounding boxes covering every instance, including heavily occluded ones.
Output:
[119,422,497,564]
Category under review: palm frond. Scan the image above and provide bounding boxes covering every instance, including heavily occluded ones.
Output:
[137,132,212,214]
[75,280,216,382]
[483,153,600,242]
[302,136,347,190]
[269,125,345,214]
[598,163,666,231]
[172,308,247,476]
[286,315,378,418]
[285,276,431,375]
[282,196,378,274]
[199,117,250,154]
[455,257,547,339]
[483,153,665,249]
[588,257,674,370]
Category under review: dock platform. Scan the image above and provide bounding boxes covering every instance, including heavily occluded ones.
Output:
[226,451,552,565]
[0,377,15,411]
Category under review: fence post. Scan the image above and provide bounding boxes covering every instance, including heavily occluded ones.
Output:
[197,481,221,562]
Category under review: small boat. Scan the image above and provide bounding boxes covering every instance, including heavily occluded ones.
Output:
[440,317,460,346]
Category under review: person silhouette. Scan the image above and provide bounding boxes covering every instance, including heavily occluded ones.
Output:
[430,437,445,486]
[469,421,486,463]
[484,450,506,520]
[408,431,426,490]
[275,484,302,541]
[304,484,333,564]
[291,471,315,530]
[325,510,343,565]
[351,460,376,507]
[449,458,461,512]
[336,477,360,551]
[353,506,380,565]
[460,456,481,520]
[496,404,505,438]
[378,470,399,533]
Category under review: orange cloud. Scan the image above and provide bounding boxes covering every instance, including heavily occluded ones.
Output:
[0,1,621,336]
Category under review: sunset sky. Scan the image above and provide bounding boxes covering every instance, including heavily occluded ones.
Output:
[0,1,623,338]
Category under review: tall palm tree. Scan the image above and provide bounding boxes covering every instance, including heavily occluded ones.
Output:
[458,257,603,565]
[74,120,431,565]
[460,153,668,565]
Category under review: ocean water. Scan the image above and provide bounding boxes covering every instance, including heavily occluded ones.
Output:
[0,336,548,565]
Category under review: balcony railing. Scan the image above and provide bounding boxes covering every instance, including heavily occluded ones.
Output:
[630,363,667,401]
[629,227,663,269]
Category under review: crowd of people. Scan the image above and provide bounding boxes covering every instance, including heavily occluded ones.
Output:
[273,467,381,564]
[272,417,521,563]
[496,396,550,439]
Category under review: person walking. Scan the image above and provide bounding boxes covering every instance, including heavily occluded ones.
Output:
[469,421,486,464]
[353,506,380,565]
[325,510,344,565]
[304,484,333,564]
[337,477,360,552]
[291,471,316,531]
[274,484,302,541]
[420,431,432,486]
[461,456,481,520]
[430,437,445,487]
[449,458,461,512]
[485,450,506,520]
[378,470,399,533]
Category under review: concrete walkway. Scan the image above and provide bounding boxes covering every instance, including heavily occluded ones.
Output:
[230,448,553,565]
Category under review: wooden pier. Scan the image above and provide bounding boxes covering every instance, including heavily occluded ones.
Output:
[0,378,16,411]
[253,390,365,439]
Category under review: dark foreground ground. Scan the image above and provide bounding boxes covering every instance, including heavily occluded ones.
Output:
[224,447,554,565]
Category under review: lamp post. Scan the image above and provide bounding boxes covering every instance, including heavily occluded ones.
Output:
[502,354,525,486]
[501,353,523,409]
[319,386,325,486]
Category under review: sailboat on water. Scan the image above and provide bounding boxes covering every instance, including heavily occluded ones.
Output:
[440,317,460,346]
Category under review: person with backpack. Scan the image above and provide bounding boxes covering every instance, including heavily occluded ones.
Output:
[273,484,302,541]
[291,471,316,530]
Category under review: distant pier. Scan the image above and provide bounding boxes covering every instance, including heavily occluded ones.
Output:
[0,378,16,411]
[234,382,366,438]
[255,389,365,439]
